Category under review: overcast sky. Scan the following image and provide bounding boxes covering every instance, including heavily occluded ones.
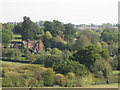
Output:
[0,0,119,25]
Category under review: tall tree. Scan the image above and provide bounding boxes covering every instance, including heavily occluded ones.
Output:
[44,20,64,37]
[100,29,118,44]
[63,24,76,41]
[20,16,41,40]
[2,29,14,47]
[73,44,109,70]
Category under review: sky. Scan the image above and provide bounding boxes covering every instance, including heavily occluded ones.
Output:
[0,0,119,25]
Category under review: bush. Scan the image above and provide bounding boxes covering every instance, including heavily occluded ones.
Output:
[53,59,90,76]
[66,72,75,80]
[66,79,75,87]
[54,74,67,86]
[5,48,21,60]
[94,78,107,84]
[91,58,112,78]
[42,68,55,86]
[34,55,46,64]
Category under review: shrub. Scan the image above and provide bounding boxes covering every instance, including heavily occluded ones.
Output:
[94,78,107,84]
[66,72,75,80]
[42,68,55,86]
[54,74,67,86]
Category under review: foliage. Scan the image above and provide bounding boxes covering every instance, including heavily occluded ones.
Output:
[2,29,14,47]
[77,30,100,44]
[63,24,76,41]
[45,31,53,40]
[54,73,67,86]
[53,59,90,76]
[73,44,109,70]
[13,22,22,34]
[44,20,64,37]
[73,35,90,50]
[5,48,21,60]
[44,55,63,68]
[66,72,75,80]
[91,58,112,78]
[43,37,66,50]
[50,48,62,55]
[42,68,55,86]
[20,16,41,40]
[100,29,118,44]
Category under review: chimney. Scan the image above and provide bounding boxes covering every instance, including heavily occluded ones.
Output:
[27,39,30,48]
[39,38,43,51]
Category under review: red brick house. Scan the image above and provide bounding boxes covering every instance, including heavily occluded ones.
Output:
[13,39,44,52]
[23,39,44,52]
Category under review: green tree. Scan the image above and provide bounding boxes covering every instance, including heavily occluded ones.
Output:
[44,20,65,37]
[13,22,22,34]
[77,30,100,44]
[53,59,89,76]
[100,29,118,44]
[2,29,14,47]
[45,31,52,40]
[50,48,62,55]
[54,73,67,86]
[73,35,90,50]
[2,23,14,31]
[91,58,112,78]
[63,24,76,41]
[44,55,63,68]
[66,72,75,80]
[6,49,21,59]
[42,68,55,86]
[20,16,41,40]
[73,44,109,70]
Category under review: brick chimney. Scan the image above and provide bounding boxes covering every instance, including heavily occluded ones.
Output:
[27,39,30,48]
[38,38,43,51]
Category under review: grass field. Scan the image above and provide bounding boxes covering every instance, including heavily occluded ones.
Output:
[12,34,22,42]
[86,83,118,88]
[1,61,30,66]
[1,61,119,88]
[1,61,44,67]
[13,34,22,38]
[2,83,119,88]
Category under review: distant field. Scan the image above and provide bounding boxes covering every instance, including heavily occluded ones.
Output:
[1,61,119,88]
[12,34,22,42]
[86,83,118,88]
[2,83,119,88]
[13,34,22,38]
[1,61,44,67]
[1,61,30,66]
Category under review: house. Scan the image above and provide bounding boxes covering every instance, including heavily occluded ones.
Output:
[13,39,44,52]
[23,39,44,52]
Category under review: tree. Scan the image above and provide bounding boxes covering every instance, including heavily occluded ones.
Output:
[42,68,55,86]
[45,31,52,40]
[73,44,109,70]
[73,35,90,50]
[53,59,89,76]
[2,23,14,31]
[44,55,63,68]
[50,48,62,55]
[66,72,75,80]
[13,22,22,34]
[20,16,41,40]
[54,74,67,86]
[77,30,100,44]
[91,58,112,78]
[100,29,118,44]
[44,20,64,37]
[63,24,76,41]
[6,49,21,59]
[2,29,14,47]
